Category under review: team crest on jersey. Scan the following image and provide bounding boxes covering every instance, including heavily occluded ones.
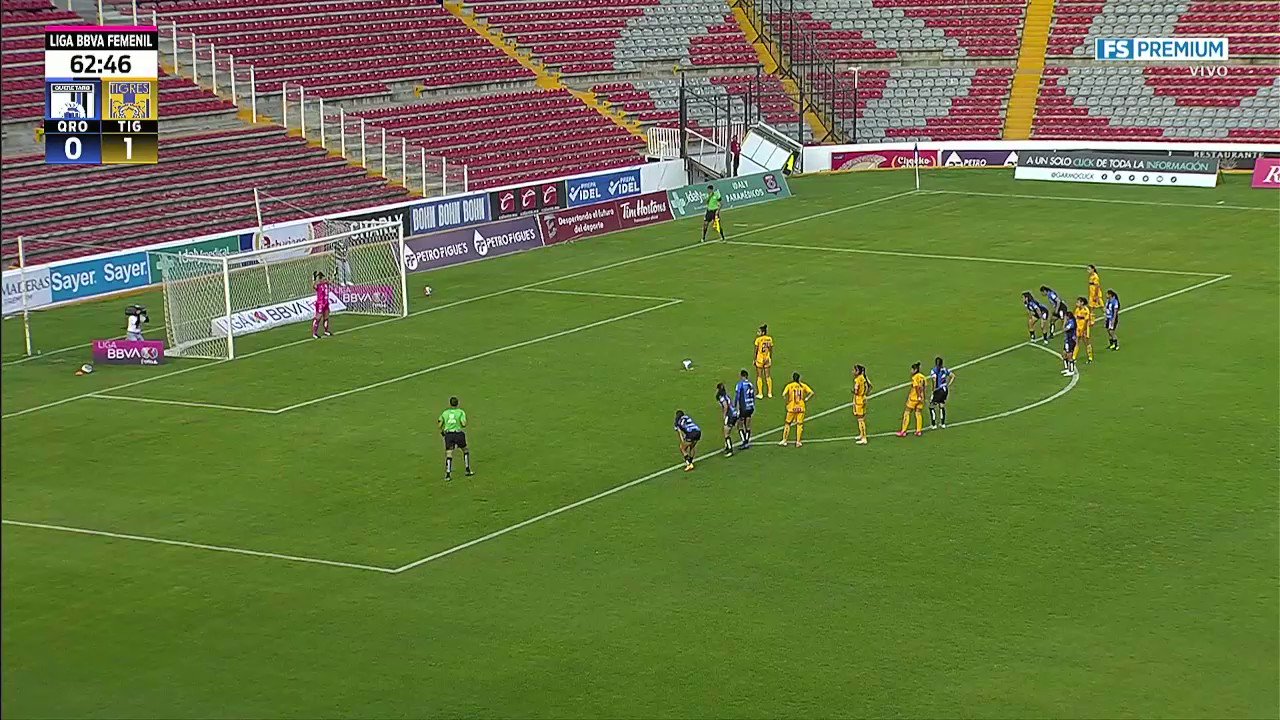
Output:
[106,81,155,120]
[47,81,99,120]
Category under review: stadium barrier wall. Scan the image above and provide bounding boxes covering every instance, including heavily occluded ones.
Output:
[2,160,689,315]
[802,141,1280,173]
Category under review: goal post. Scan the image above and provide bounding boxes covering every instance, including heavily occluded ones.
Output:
[156,219,407,360]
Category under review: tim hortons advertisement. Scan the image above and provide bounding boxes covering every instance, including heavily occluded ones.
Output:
[615,192,674,229]
[1015,151,1220,188]
[91,339,166,365]
[401,216,544,272]
[831,149,940,171]
[489,180,568,219]
[541,204,621,245]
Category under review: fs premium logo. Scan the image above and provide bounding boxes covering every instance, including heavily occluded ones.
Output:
[1095,37,1229,62]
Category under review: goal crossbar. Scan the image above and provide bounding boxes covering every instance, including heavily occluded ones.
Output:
[156,219,408,360]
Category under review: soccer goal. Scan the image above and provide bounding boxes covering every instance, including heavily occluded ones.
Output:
[155,220,408,359]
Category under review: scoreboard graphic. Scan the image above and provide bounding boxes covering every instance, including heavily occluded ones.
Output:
[44,25,159,165]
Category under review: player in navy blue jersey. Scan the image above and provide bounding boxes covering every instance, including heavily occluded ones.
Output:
[734,369,756,449]
[1061,311,1079,376]
[674,410,702,472]
[1040,285,1066,338]
[1104,289,1121,350]
[1022,291,1050,343]
[928,356,955,429]
[716,382,738,457]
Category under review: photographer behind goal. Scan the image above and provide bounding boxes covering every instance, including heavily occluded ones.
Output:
[125,304,149,341]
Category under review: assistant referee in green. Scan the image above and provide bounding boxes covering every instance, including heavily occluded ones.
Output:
[438,396,473,481]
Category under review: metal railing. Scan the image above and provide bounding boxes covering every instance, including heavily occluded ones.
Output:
[158,15,467,196]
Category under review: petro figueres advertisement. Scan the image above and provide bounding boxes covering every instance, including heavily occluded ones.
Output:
[1015,151,1220,188]
[401,216,544,272]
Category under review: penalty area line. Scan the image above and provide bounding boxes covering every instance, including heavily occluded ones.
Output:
[87,393,277,414]
[0,519,397,574]
[925,189,1278,214]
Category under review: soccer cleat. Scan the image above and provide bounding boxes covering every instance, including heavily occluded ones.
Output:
[724,449,733,457]
[778,439,788,446]
[312,334,320,339]
[324,331,333,337]
[914,431,923,437]
[940,424,947,429]
[896,431,906,437]
[795,441,802,448]
[465,470,474,477]
[684,463,694,472]
[445,474,451,482]
[855,437,868,445]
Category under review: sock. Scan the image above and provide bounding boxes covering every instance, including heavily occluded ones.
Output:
[929,407,936,425]
[901,412,910,433]
[757,378,763,396]
[724,436,732,452]
[1087,345,1094,361]
[1029,330,1035,339]
[857,418,866,438]
[781,425,789,442]
[766,378,773,396]
[464,451,471,472]
[1062,358,1069,371]
[796,423,803,443]
[445,456,452,476]
[311,318,319,335]
[941,407,947,425]
[323,317,330,333]
[915,411,923,433]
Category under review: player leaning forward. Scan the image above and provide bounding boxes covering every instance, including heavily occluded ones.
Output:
[438,396,474,481]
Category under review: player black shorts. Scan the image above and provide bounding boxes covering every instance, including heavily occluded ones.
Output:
[443,431,467,450]
[1105,317,1118,331]
[1064,335,1077,354]
[704,209,718,222]
[683,429,702,444]
[931,388,948,405]
[738,406,754,419]
[723,413,739,428]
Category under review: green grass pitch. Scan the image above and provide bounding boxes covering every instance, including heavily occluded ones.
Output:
[2,170,1276,718]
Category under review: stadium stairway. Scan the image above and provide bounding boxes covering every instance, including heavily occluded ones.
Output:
[730,0,836,142]
[1004,0,1056,139]
[443,0,646,141]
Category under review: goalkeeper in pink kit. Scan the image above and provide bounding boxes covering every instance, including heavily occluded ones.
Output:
[312,271,333,339]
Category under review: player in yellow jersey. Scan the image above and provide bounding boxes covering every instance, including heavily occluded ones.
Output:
[852,364,872,445]
[897,362,926,437]
[753,324,774,398]
[1086,264,1104,317]
[778,372,813,447]
[1073,296,1094,363]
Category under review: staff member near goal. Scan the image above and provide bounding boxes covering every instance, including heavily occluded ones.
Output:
[124,304,149,341]
[333,236,352,285]
[438,396,473,481]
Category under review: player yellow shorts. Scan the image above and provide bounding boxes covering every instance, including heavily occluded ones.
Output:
[785,410,804,424]
[755,358,771,369]
[853,402,866,417]
[906,400,923,411]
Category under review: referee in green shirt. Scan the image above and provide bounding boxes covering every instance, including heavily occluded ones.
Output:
[438,396,473,481]
[701,186,726,242]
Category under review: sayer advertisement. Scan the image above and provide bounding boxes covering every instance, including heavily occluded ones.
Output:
[667,171,792,219]
[490,181,568,219]
[939,150,1019,168]
[48,251,151,304]
[92,338,166,365]
[831,149,939,171]
[406,192,491,235]
[565,168,642,208]
[402,216,544,272]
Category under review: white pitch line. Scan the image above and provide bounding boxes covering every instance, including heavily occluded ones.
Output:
[520,287,681,302]
[801,343,1076,444]
[0,519,397,573]
[391,273,1228,573]
[88,393,276,415]
[1,190,913,421]
[725,239,1226,278]
[927,188,1279,213]
[273,299,683,414]
[2,327,169,367]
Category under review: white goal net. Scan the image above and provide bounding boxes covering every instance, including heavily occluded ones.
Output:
[155,220,407,359]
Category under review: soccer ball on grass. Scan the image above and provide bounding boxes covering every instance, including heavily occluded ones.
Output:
[423,286,433,297]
